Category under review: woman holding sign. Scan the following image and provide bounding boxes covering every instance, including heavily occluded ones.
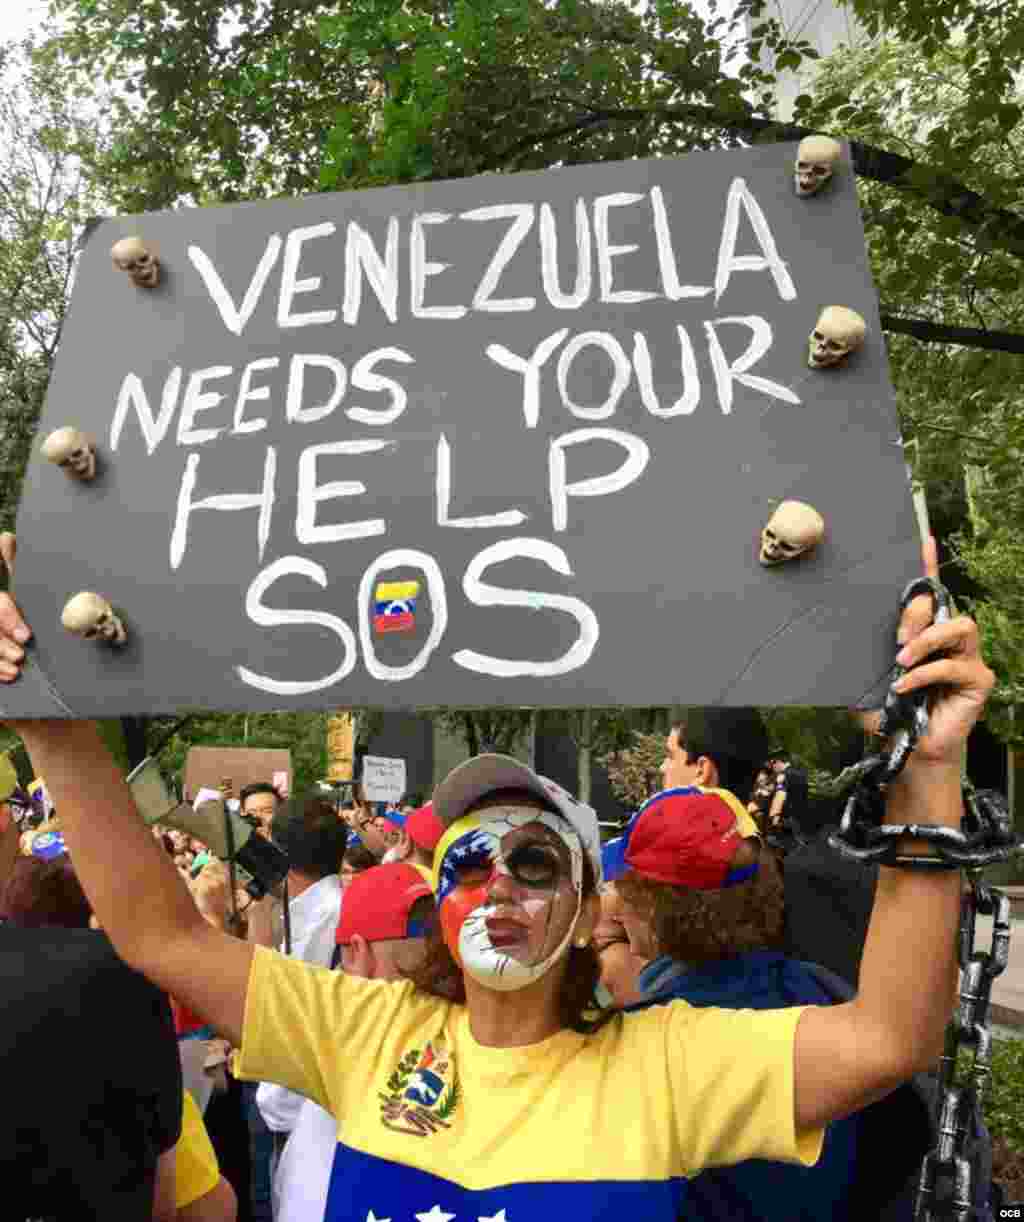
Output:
[0,535,993,1222]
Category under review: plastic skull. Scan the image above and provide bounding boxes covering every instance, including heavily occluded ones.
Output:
[110,236,160,288]
[40,427,97,480]
[759,501,826,566]
[808,306,867,369]
[794,135,842,197]
[61,592,128,644]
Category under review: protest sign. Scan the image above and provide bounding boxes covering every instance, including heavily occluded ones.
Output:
[362,755,407,805]
[8,141,919,716]
[183,747,291,802]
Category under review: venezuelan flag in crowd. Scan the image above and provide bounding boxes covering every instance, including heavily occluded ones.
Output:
[373,581,420,635]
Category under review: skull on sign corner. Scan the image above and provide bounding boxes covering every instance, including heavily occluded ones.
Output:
[61,592,128,645]
[759,501,826,566]
[807,306,867,369]
[40,427,97,480]
[794,135,842,197]
[110,236,161,288]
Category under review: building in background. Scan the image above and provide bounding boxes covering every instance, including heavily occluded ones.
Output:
[747,0,873,120]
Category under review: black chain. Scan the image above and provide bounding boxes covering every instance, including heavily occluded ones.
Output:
[828,577,1021,872]
[915,880,1013,1221]
[821,575,1022,1219]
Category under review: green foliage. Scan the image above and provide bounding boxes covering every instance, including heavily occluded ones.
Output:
[43,0,364,208]
[602,729,664,810]
[96,719,130,774]
[431,708,533,757]
[144,711,329,797]
[43,0,822,204]
[759,708,865,777]
[0,38,109,531]
[844,0,1024,195]
[797,36,1024,749]
[962,1037,1024,1154]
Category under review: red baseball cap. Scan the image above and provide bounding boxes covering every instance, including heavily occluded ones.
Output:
[335,863,432,945]
[605,788,750,890]
[406,802,444,854]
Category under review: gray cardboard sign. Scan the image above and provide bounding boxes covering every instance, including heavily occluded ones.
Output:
[10,142,919,716]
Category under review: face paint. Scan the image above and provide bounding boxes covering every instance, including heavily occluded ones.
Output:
[434,805,584,993]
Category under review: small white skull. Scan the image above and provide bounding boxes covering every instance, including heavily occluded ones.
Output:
[808,306,867,368]
[794,135,842,197]
[759,501,825,566]
[110,236,160,288]
[61,592,128,645]
[40,427,97,480]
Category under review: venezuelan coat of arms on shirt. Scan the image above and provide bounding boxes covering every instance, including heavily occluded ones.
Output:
[379,1039,460,1137]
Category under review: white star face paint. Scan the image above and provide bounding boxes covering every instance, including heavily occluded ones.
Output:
[435,805,584,993]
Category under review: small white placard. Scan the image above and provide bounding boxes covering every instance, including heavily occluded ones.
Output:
[362,756,406,805]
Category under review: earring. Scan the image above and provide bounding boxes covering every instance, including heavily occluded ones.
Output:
[574,937,588,949]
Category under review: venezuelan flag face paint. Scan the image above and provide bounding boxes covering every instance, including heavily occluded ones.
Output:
[433,805,584,993]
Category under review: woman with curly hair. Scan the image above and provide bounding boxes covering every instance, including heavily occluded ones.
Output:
[609,791,862,1220]
[609,790,935,1221]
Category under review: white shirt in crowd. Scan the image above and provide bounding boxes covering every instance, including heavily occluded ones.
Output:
[256,873,342,1134]
[272,1096,339,1222]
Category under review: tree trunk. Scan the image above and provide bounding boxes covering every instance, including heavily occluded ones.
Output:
[120,716,149,770]
[577,709,592,804]
[463,714,480,758]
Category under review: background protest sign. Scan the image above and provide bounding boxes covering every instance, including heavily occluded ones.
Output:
[183,747,291,802]
[8,141,919,716]
[362,755,407,805]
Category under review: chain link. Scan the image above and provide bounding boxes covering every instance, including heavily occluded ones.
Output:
[815,574,1021,1219]
[915,880,1012,1220]
[828,577,1021,871]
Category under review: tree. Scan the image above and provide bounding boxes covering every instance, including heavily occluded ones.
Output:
[602,729,664,811]
[793,36,1024,750]
[44,0,820,204]
[0,39,109,532]
[556,709,639,804]
[142,710,330,798]
[433,708,534,757]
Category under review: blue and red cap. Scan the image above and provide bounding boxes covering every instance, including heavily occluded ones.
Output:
[602,787,757,890]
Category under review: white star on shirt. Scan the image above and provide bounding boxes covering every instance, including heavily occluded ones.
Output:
[415,1208,456,1222]
[478,1211,509,1222]
[366,1213,391,1222]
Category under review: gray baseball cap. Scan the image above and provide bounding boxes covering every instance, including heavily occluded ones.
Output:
[432,754,603,886]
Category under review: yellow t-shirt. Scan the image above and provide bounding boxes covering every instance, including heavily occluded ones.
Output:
[174,1089,220,1209]
[236,947,823,1221]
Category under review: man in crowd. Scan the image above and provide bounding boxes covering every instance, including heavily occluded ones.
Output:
[0,761,184,1221]
[603,718,761,879]
[275,862,433,1222]
[248,799,347,1178]
[348,783,391,859]
[659,719,762,832]
[239,784,278,841]
[764,750,811,854]
[375,801,444,878]
[340,837,377,890]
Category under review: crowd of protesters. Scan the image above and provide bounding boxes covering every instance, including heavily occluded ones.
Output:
[0,536,1008,1221]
